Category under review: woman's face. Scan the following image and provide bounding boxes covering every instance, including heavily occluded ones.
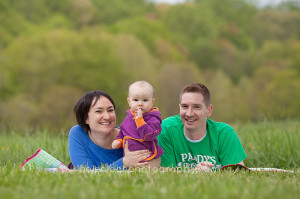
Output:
[85,96,116,134]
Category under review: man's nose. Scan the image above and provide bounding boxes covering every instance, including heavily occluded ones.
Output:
[186,107,193,116]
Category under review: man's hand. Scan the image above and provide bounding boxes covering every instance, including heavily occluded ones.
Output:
[195,161,214,172]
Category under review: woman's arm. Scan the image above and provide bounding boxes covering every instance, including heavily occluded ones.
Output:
[106,158,124,170]
[69,125,151,170]
[107,142,151,169]
[69,125,95,169]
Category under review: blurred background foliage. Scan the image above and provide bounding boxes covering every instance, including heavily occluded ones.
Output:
[0,0,300,133]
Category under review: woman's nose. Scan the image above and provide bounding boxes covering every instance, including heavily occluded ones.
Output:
[102,111,110,119]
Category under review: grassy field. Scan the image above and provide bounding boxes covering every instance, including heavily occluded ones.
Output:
[0,120,300,199]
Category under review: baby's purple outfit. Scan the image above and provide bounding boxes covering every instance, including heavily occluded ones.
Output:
[115,108,164,160]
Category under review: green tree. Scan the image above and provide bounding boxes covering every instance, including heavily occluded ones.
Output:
[155,62,204,119]
[287,40,300,74]
[68,0,97,28]
[252,10,300,46]
[112,34,157,81]
[196,0,257,50]
[1,94,38,130]
[91,0,154,25]
[36,85,83,132]
[251,65,300,120]
[109,16,183,62]
[202,70,240,122]
[161,2,221,47]
[1,29,131,130]
[7,0,71,23]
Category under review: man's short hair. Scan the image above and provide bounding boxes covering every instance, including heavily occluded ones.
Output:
[180,83,211,107]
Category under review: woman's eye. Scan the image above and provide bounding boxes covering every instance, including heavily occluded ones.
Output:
[108,109,115,112]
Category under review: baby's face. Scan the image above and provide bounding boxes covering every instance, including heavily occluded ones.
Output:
[127,85,154,115]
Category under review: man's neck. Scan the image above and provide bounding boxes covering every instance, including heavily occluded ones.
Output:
[184,126,206,141]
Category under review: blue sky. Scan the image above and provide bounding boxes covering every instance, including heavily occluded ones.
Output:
[149,0,285,7]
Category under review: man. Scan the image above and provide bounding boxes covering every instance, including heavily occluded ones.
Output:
[158,83,247,171]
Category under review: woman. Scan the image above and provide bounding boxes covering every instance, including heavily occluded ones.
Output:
[69,90,151,169]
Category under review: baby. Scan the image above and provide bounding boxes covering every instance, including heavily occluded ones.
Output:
[112,81,163,168]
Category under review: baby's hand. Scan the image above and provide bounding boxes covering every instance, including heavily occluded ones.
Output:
[112,140,121,149]
[135,108,143,119]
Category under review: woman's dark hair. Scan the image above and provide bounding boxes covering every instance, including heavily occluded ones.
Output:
[74,90,116,133]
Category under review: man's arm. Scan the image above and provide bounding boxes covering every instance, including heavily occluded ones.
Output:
[219,128,247,166]
[238,161,244,165]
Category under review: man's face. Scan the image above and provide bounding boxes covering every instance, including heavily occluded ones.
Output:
[179,92,212,132]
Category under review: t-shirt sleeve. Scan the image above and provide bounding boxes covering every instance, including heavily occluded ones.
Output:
[218,127,247,166]
[158,125,177,168]
[68,126,95,169]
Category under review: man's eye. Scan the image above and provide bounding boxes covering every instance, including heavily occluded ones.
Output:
[181,105,188,109]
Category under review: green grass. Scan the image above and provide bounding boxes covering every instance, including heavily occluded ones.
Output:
[0,120,300,199]
[0,130,70,166]
[236,120,300,168]
[1,167,299,199]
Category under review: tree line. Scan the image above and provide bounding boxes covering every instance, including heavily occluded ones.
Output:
[1,0,300,132]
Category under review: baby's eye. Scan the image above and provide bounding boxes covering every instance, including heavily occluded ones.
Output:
[133,99,138,102]
[143,99,148,102]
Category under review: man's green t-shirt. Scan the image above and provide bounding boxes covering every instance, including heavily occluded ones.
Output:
[158,115,247,170]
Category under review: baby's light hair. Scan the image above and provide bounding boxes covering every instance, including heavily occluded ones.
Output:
[128,81,155,97]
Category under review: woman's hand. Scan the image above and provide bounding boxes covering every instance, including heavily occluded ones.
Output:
[194,161,214,172]
[122,142,151,168]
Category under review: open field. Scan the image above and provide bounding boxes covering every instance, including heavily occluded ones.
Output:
[1,120,300,199]
[1,167,299,199]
